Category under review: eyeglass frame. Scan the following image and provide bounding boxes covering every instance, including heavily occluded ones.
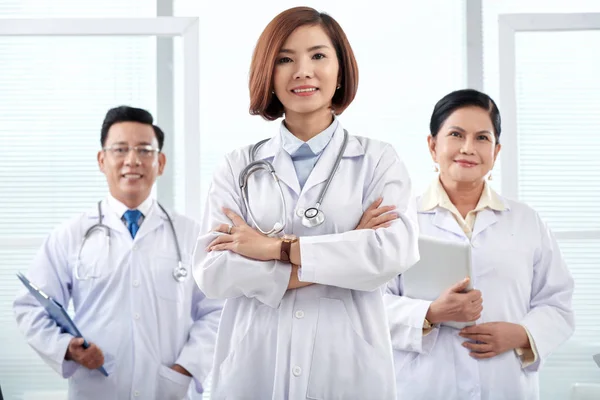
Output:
[102,144,161,158]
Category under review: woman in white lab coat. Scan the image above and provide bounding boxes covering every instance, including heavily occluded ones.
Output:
[385,89,575,400]
[192,6,419,400]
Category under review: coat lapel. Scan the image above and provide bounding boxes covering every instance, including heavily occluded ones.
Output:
[431,208,468,238]
[134,204,166,242]
[471,208,499,240]
[301,125,365,197]
[96,200,130,237]
[254,134,301,196]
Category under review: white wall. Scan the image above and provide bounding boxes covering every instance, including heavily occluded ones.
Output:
[174,0,468,212]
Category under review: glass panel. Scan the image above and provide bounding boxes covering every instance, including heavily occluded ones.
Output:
[540,238,600,400]
[0,246,69,399]
[0,36,157,237]
[515,31,600,232]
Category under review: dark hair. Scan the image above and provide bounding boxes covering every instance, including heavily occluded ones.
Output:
[429,89,501,143]
[100,106,165,150]
[249,6,359,120]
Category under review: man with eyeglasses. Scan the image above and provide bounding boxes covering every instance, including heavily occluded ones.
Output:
[14,106,222,400]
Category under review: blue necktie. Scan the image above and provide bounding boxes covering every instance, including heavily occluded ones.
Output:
[123,210,142,238]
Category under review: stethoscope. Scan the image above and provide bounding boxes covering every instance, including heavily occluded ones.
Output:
[74,201,187,282]
[239,129,348,236]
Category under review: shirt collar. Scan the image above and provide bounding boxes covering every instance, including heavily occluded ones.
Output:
[106,193,154,219]
[280,116,339,157]
[419,178,506,213]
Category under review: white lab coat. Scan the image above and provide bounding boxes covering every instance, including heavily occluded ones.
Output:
[385,195,574,400]
[193,123,419,400]
[13,200,223,400]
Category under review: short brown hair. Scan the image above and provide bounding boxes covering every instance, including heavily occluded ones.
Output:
[249,7,359,121]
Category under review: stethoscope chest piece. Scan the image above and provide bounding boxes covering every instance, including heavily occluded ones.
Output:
[172,261,188,282]
[302,207,325,228]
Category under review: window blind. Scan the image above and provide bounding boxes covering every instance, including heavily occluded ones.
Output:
[0,2,157,399]
[484,2,600,398]
[514,30,600,400]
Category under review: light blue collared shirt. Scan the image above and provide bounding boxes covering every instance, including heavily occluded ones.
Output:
[280,118,339,189]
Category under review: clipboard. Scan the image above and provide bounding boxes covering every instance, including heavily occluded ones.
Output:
[16,272,109,377]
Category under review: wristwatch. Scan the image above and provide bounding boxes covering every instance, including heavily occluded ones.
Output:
[423,318,433,330]
[280,234,298,263]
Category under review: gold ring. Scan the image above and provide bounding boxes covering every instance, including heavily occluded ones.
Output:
[227,225,232,234]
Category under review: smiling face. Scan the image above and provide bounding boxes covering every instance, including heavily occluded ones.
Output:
[97,121,165,208]
[428,106,501,184]
[272,24,340,119]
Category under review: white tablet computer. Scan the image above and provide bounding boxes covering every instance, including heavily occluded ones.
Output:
[401,235,474,329]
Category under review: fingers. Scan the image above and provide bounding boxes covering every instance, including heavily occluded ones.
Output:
[472,297,483,306]
[467,289,482,301]
[460,324,490,336]
[469,351,497,359]
[222,208,247,227]
[357,201,397,230]
[66,337,85,361]
[462,341,493,353]
[464,301,483,319]
[470,307,483,321]
[80,343,104,370]
[207,234,233,250]
[213,223,232,234]
[369,205,397,218]
[449,277,470,293]
[365,197,384,212]
[368,212,399,228]
[459,332,490,342]
[469,313,482,322]
[69,337,85,350]
[372,222,393,230]
[209,243,233,252]
[461,308,482,322]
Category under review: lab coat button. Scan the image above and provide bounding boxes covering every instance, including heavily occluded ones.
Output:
[132,245,138,251]
[134,390,140,397]
[296,208,305,217]
[292,366,302,376]
[133,280,140,287]
[294,310,305,319]
[134,313,140,320]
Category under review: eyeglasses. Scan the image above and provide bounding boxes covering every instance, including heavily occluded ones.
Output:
[103,144,160,159]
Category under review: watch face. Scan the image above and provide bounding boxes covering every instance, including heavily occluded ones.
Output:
[282,234,298,242]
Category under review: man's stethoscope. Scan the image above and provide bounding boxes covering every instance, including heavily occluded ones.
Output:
[238,129,348,236]
[74,201,188,282]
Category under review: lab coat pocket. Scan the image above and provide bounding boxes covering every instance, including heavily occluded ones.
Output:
[216,305,277,399]
[153,254,189,302]
[69,253,110,300]
[157,365,192,400]
[307,298,391,400]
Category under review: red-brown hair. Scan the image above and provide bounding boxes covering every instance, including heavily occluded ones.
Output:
[249,7,359,121]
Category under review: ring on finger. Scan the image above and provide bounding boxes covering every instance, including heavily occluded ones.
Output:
[227,225,233,234]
